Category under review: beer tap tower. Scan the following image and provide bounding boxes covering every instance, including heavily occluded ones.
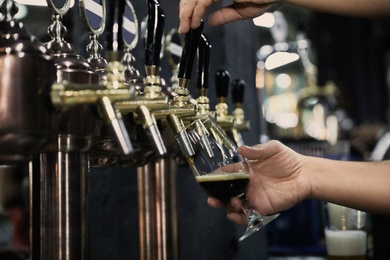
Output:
[131,3,204,259]
[1,0,246,259]
[30,0,134,260]
[92,1,199,259]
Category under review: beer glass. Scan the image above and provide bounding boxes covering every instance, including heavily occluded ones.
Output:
[324,202,367,260]
[176,114,279,241]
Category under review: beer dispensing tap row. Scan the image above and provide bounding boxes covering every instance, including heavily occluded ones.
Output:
[0,0,251,259]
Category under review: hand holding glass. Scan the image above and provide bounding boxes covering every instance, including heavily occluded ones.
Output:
[176,115,279,241]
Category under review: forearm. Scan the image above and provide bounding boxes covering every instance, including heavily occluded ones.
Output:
[305,156,390,214]
[285,0,390,17]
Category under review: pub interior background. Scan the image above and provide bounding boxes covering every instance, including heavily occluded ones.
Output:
[1,0,390,259]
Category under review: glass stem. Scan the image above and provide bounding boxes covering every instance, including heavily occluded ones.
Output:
[238,194,262,222]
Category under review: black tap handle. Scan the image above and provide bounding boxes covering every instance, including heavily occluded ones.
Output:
[231,79,246,103]
[215,70,230,98]
[145,0,165,67]
[197,34,211,90]
[178,20,204,80]
[106,0,125,52]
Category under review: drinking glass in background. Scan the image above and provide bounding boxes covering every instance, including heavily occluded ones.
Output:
[174,114,279,241]
[324,202,367,260]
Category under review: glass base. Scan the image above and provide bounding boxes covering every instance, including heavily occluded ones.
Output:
[239,213,280,242]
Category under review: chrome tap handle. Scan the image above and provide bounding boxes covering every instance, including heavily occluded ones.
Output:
[135,105,167,156]
[178,20,204,84]
[97,96,133,155]
[215,69,230,101]
[80,0,107,71]
[197,34,211,93]
[145,0,165,67]
[0,0,18,22]
[121,0,144,88]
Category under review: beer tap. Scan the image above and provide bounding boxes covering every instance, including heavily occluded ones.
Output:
[166,22,204,155]
[29,0,136,259]
[109,0,168,159]
[79,0,108,77]
[171,21,203,112]
[78,0,139,167]
[196,34,212,116]
[0,4,57,258]
[165,28,184,93]
[135,13,204,260]
[230,79,250,147]
[121,0,144,93]
[215,69,234,129]
[144,0,164,99]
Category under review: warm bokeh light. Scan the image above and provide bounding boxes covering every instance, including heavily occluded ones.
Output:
[253,12,275,28]
[265,52,300,70]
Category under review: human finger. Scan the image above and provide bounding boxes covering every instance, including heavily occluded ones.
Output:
[179,0,198,33]
[227,211,248,225]
[238,140,283,160]
[191,0,214,29]
[179,0,214,34]
[207,197,223,208]
[208,5,244,26]
[237,144,265,160]
[225,197,243,212]
[208,2,276,26]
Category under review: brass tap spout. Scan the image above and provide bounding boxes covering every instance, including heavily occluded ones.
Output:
[50,61,135,155]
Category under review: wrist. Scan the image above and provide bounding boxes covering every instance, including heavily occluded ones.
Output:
[300,155,322,201]
[294,155,314,202]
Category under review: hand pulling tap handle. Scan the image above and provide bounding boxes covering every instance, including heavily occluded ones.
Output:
[145,0,165,67]
[178,20,204,84]
[215,70,230,102]
[197,34,211,93]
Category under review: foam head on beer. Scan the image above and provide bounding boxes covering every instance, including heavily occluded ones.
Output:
[325,203,367,259]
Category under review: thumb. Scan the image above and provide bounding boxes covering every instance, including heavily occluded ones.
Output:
[237,145,264,160]
[238,140,283,160]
